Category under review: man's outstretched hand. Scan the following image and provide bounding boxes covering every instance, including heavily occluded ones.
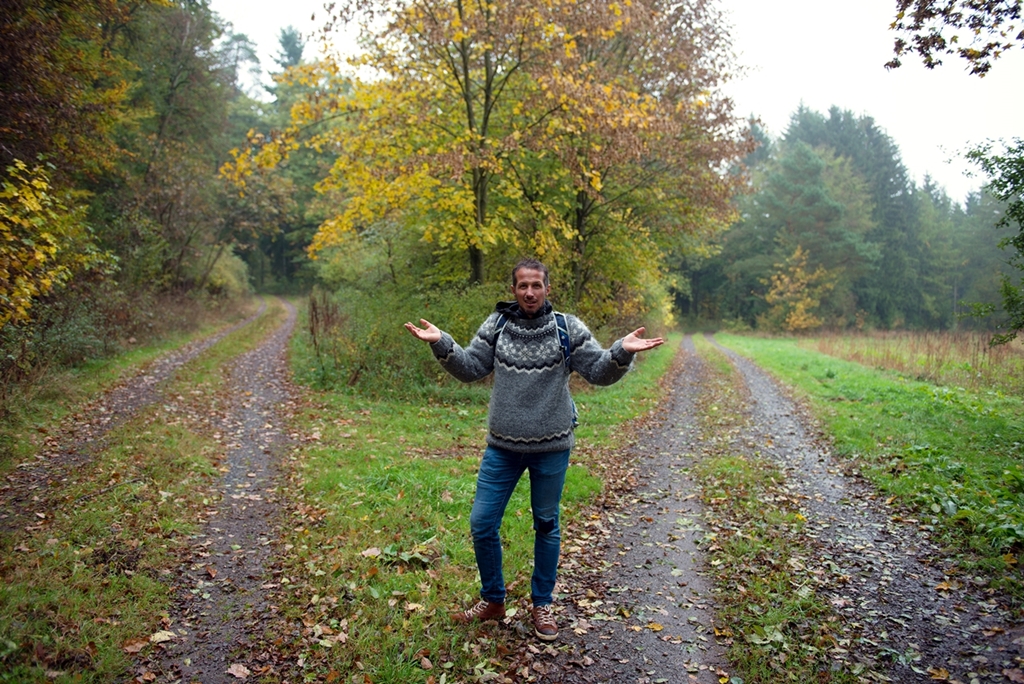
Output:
[622,327,664,353]
[404,319,442,343]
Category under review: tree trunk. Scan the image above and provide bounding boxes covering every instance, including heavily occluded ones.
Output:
[469,246,484,285]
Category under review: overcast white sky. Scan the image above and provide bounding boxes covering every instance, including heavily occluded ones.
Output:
[211,0,1024,203]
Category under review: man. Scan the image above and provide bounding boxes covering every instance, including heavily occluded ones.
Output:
[404,258,663,641]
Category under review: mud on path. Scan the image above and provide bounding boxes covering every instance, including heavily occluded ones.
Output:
[138,299,300,684]
[0,299,268,535]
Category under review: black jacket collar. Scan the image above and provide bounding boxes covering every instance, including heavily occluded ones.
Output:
[495,300,553,321]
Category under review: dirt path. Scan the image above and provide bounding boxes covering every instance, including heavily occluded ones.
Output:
[0,300,268,535]
[708,337,1024,683]
[538,337,732,683]
[139,299,299,683]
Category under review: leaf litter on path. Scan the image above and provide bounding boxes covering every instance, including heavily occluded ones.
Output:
[136,299,301,684]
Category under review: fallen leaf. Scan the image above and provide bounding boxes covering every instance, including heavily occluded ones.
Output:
[361,547,381,558]
[149,631,176,644]
[421,657,433,670]
[927,666,949,680]
[647,623,664,632]
[226,663,250,679]
[122,638,149,654]
[1005,669,1024,683]
[206,565,217,579]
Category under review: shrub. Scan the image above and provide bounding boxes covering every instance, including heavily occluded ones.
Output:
[303,282,507,397]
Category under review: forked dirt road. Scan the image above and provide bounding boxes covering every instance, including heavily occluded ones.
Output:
[144,322,1022,683]
[8,305,1022,683]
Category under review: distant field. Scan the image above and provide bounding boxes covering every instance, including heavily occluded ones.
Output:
[808,330,1024,396]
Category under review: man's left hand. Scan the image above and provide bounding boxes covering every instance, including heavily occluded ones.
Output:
[622,327,664,353]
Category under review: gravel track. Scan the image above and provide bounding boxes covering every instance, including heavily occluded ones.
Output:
[709,337,1024,683]
[537,337,732,683]
[0,300,268,535]
[142,299,299,683]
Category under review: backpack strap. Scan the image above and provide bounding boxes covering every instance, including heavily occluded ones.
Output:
[493,313,509,342]
[553,311,572,372]
[553,311,578,427]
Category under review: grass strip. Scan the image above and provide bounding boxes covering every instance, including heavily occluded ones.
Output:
[690,335,858,684]
[272,323,681,683]
[0,296,284,683]
[714,333,1024,599]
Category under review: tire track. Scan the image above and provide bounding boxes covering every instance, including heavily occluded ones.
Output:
[141,298,299,683]
[0,299,268,535]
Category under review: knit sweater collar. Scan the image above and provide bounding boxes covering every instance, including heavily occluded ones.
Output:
[495,300,553,326]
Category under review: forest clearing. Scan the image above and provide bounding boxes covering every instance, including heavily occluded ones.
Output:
[3,0,1024,682]
[1,298,1022,683]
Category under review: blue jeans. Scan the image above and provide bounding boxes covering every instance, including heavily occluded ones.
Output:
[469,445,570,607]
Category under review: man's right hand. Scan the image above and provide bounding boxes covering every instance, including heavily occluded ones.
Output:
[404,319,441,343]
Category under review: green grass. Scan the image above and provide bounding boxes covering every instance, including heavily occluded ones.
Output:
[714,333,1024,596]
[274,329,681,683]
[689,335,857,684]
[0,296,283,683]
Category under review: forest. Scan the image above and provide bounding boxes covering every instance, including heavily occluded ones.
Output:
[1,0,1022,403]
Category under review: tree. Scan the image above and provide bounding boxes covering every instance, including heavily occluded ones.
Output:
[888,2,1024,341]
[0,161,114,327]
[228,0,750,325]
[0,0,156,182]
[785,106,932,327]
[760,245,835,332]
[887,0,1023,75]
[965,138,1024,343]
[274,26,305,69]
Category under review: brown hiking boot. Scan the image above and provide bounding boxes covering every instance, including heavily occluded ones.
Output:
[531,604,558,641]
[451,600,506,624]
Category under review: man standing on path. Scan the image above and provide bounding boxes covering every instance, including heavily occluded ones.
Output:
[404,258,663,641]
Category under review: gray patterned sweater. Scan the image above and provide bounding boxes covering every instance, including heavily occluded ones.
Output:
[429,302,635,453]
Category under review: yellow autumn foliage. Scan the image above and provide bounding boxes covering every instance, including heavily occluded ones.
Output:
[761,246,836,333]
[0,161,115,328]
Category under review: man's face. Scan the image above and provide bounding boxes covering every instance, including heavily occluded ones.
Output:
[512,267,550,315]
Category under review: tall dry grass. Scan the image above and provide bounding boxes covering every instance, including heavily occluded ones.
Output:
[808,331,1024,395]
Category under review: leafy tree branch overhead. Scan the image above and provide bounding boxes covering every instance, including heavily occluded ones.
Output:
[887,0,1023,75]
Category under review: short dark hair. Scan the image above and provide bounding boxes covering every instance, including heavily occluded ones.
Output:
[512,258,549,287]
